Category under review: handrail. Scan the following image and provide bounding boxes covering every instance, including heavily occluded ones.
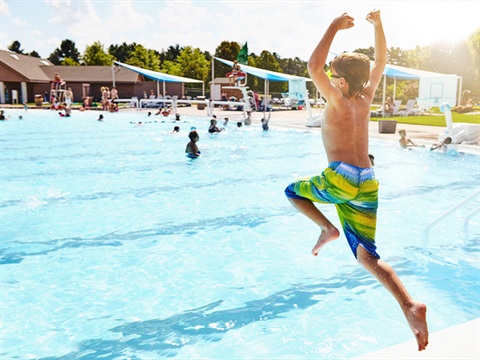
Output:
[139,98,174,108]
[114,98,139,110]
[209,100,247,118]
[423,190,480,242]
[463,207,480,238]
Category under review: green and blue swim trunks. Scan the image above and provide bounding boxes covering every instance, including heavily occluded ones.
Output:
[285,161,380,259]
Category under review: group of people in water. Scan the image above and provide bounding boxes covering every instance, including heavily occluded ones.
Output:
[398,129,455,152]
[185,114,270,158]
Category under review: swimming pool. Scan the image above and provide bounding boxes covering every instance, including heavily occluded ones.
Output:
[1,109,479,359]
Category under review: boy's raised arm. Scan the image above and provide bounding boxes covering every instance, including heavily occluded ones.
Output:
[308,13,354,100]
[364,10,386,97]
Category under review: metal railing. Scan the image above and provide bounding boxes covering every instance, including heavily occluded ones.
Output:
[423,190,480,242]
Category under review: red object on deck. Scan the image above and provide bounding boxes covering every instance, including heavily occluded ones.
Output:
[226,71,246,78]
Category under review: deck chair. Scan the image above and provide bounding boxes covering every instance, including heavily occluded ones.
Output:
[416,98,435,112]
[392,100,403,116]
[398,99,422,116]
[371,105,385,117]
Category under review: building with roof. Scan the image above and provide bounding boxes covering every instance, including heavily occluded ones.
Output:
[0,50,185,104]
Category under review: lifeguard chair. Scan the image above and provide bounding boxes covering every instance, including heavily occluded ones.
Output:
[50,81,66,102]
[226,70,247,87]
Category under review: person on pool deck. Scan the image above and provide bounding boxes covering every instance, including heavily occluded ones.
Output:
[284,10,428,351]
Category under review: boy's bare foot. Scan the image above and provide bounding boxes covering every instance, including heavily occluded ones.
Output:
[312,227,340,256]
[405,302,429,351]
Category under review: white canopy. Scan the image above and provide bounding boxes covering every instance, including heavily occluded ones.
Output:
[214,57,310,82]
[115,61,203,83]
[380,63,461,107]
[114,61,205,97]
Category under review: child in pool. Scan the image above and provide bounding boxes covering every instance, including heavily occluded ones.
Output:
[399,129,423,149]
[186,130,201,158]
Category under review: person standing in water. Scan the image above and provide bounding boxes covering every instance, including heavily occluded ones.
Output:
[185,130,201,158]
[284,10,428,351]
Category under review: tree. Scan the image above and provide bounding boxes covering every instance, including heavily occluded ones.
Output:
[160,44,184,64]
[48,39,81,65]
[160,46,209,96]
[175,46,209,81]
[126,44,160,71]
[8,40,24,54]
[254,50,286,93]
[412,40,478,95]
[62,57,80,66]
[243,55,260,90]
[467,28,480,89]
[214,41,241,77]
[7,41,41,58]
[276,55,308,77]
[83,41,115,65]
[161,46,209,93]
[109,42,137,63]
[354,46,375,61]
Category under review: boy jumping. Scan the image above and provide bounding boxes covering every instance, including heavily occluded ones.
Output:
[284,10,428,351]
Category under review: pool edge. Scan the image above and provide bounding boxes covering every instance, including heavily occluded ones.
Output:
[354,317,480,359]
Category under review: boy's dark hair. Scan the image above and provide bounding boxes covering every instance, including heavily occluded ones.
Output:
[189,130,198,141]
[331,52,370,98]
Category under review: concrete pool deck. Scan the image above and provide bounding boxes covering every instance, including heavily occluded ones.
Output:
[355,318,480,360]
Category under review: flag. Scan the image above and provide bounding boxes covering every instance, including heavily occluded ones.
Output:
[237,42,248,65]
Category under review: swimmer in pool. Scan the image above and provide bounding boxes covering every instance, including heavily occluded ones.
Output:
[398,129,423,149]
[208,119,222,133]
[185,130,201,158]
[261,111,271,131]
[430,136,452,151]
[284,10,428,351]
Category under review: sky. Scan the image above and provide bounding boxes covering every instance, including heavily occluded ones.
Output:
[0,0,479,63]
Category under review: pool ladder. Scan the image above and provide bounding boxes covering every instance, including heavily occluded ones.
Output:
[423,190,480,242]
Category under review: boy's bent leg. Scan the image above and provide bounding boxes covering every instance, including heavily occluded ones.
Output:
[287,197,340,256]
[356,245,429,351]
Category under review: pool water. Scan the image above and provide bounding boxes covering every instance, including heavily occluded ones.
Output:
[1,109,479,359]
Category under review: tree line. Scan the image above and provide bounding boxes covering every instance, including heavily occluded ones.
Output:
[7,31,479,102]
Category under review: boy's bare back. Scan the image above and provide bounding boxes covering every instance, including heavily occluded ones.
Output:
[308,10,386,169]
[321,94,372,168]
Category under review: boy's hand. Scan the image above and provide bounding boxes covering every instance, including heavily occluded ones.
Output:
[332,13,355,30]
[366,9,381,25]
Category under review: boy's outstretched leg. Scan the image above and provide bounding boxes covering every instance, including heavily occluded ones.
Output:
[287,198,340,255]
[356,246,429,351]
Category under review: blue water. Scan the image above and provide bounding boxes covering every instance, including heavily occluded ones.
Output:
[1,109,479,359]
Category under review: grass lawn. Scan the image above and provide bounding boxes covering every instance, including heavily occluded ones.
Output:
[371,112,480,127]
